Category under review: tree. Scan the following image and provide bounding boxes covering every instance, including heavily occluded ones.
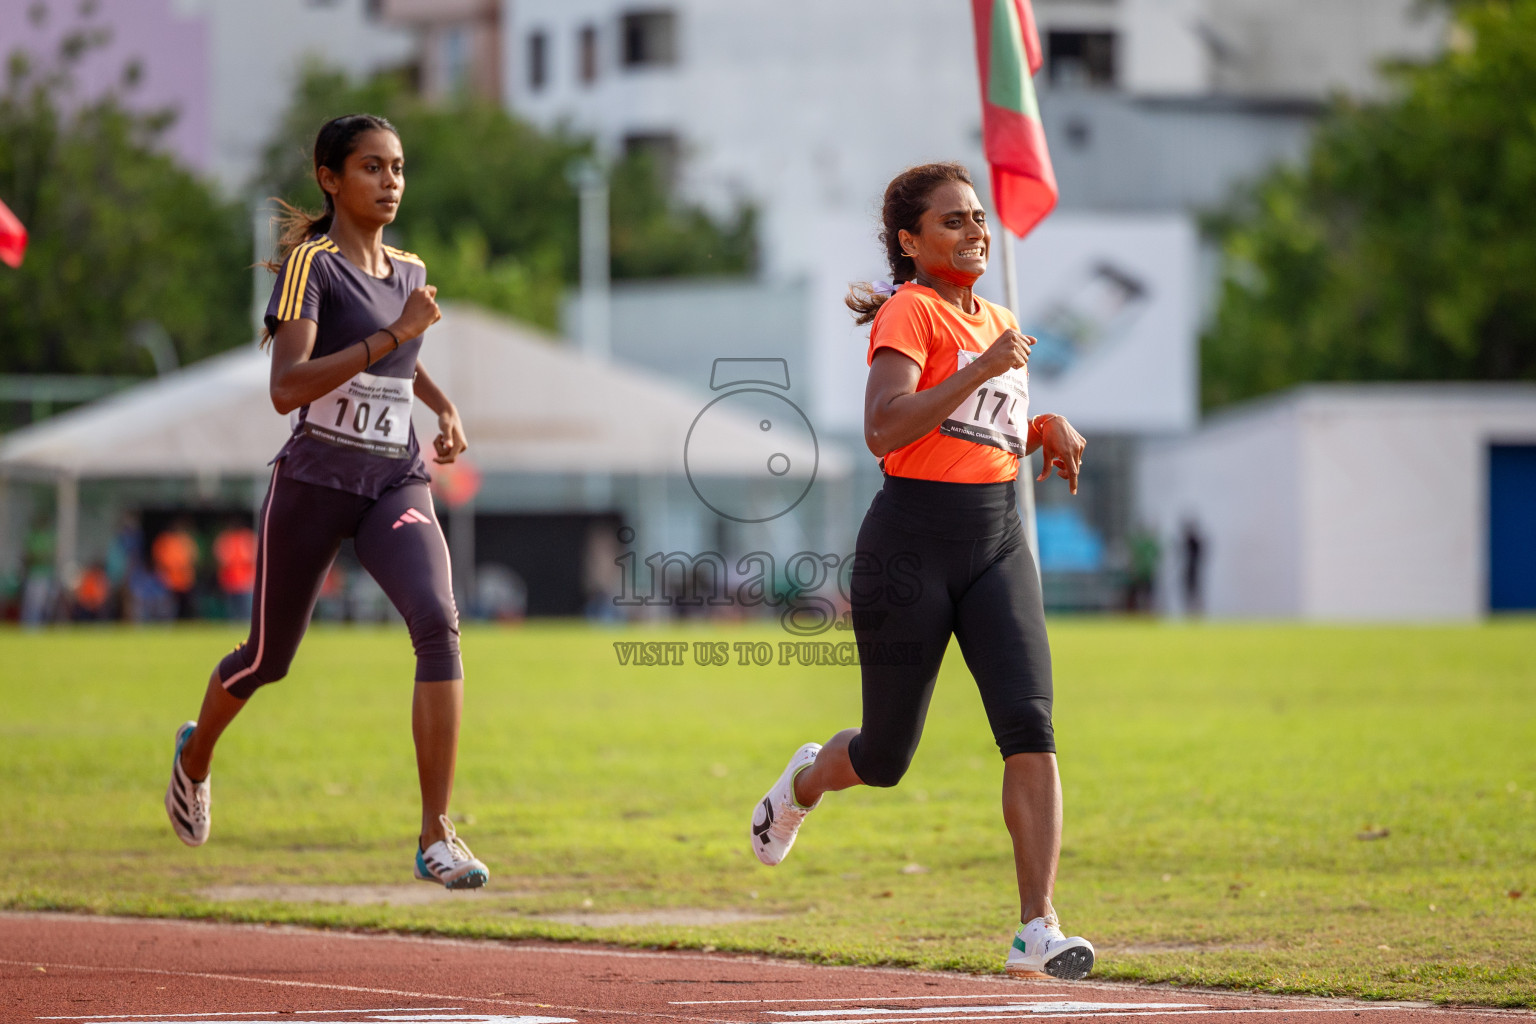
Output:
[259,66,756,331]
[0,22,251,376]
[1201,1,1536,409]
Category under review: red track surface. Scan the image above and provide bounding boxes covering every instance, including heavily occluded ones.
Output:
[1,914,1527,1024]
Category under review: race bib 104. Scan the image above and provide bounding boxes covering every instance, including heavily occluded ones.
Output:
[938,349,1030,456]
[295,370,414,459]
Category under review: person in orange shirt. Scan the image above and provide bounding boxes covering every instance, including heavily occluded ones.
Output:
[748,163,1095,979]
[213,519,257,621]
[152,520,199,620]
[73,563,112,621]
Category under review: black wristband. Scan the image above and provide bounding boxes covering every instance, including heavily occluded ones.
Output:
[381,326,401,351]
[361,336,373,368]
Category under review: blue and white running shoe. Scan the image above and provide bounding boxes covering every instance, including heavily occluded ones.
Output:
[165,720,211,847]
[414,814,489,889]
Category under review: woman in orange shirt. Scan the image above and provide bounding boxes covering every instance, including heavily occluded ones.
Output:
[749,163,1094,979]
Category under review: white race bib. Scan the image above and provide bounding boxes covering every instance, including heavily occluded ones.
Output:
[294,370,414,458]
[938,349,1030,455]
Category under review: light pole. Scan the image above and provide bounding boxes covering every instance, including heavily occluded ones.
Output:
[567,158,613,510]
[567,158,611,361]
[1000,228,1042,581]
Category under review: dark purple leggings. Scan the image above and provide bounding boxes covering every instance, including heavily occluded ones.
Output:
[218,466,462,699]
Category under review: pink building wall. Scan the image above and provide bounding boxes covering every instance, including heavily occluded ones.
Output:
[0,0,210,174]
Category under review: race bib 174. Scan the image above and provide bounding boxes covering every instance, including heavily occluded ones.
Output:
[295,370,414,458]
[938,349,1030,455]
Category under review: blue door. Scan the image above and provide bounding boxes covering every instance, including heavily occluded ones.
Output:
[1488,444,1536,610]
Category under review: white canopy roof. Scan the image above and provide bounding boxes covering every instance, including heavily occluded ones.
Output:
[0,304,850,481]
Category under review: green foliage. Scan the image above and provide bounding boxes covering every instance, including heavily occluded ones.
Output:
[1203,1,1536,409]
[608,150,757,280]
[2,621,1534,1004]
[0,35,251,375]
[259,66,755,330]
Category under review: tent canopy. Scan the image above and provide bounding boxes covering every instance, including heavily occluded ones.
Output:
[0,304,851,481]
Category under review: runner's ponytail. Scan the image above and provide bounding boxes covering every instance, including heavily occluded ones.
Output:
[846,162,974,327]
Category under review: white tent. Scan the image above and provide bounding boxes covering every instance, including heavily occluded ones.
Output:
[0,304,847,479]
[0,303,851,580]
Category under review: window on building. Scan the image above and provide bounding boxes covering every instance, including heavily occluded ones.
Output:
[623,132,681,188]
[442,25,471,95]
[621,9,678,68]
[1064,116,1091,149]
[528,30,549,91]
[579,24,599,85]
[1047,30,1117,88]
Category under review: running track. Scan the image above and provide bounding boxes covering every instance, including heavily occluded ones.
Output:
[2,914,1528,1024]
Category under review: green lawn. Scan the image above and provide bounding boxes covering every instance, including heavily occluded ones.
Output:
[2,621,1533,1005]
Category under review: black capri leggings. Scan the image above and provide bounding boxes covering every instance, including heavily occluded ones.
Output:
[846,474,1054,787]
[217,464,462,699]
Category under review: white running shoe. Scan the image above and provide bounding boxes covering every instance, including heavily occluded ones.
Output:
[751,742,822,866]
[1006,914,1096,979]
[414,814,489,889]
[165,720,211,847]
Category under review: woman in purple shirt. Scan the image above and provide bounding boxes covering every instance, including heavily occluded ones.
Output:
[164,114,486,889]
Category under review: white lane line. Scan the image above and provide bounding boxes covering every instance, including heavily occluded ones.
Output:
[0,959,728,1024]
[768,1007,1204,1019]
[768,1006,1208,1019]
[770,1009,1409,1024]
[36,1018,567,1024]
[671,998,1070,1007]
[38,1010,463,1020]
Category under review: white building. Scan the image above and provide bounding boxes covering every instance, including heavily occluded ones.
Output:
[501,0,1444,223]
[497,0,1446,432]
[200,0,414,193]
[1136,385,1536,620]
[1032,0,1442,100]
[375,0,502,102]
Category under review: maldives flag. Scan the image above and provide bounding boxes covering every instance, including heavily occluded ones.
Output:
[0,197,26,268]
[971,0,1058,238]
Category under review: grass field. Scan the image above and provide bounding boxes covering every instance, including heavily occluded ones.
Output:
[2,621,1533,1006]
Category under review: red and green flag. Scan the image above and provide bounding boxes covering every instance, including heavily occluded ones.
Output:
[0,197,26,268]
[971,0,1057,238]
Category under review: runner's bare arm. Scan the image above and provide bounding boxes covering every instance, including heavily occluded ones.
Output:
[268,286,440,415]
[413,362,468,464]
[864,329,1035,457]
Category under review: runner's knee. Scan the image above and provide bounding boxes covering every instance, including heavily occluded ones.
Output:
[995,696,1056,757]
[407,599,462,682]
[847,732,916,788]
[217,643,293,699]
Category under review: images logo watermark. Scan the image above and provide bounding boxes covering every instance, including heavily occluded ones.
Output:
[683,358,818,523]
[611,639,927,668]
[612,545,923,637]
[607,355,924,661]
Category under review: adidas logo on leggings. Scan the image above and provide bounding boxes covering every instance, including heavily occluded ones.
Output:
[392,508,432,530]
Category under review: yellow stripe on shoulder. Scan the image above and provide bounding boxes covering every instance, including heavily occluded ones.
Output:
[386,245,426,267]
[278,239,329,319]
[278,239,337,320]
[276,240,320,321]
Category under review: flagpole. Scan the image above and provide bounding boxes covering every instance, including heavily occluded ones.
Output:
[1000,227,1042,583]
